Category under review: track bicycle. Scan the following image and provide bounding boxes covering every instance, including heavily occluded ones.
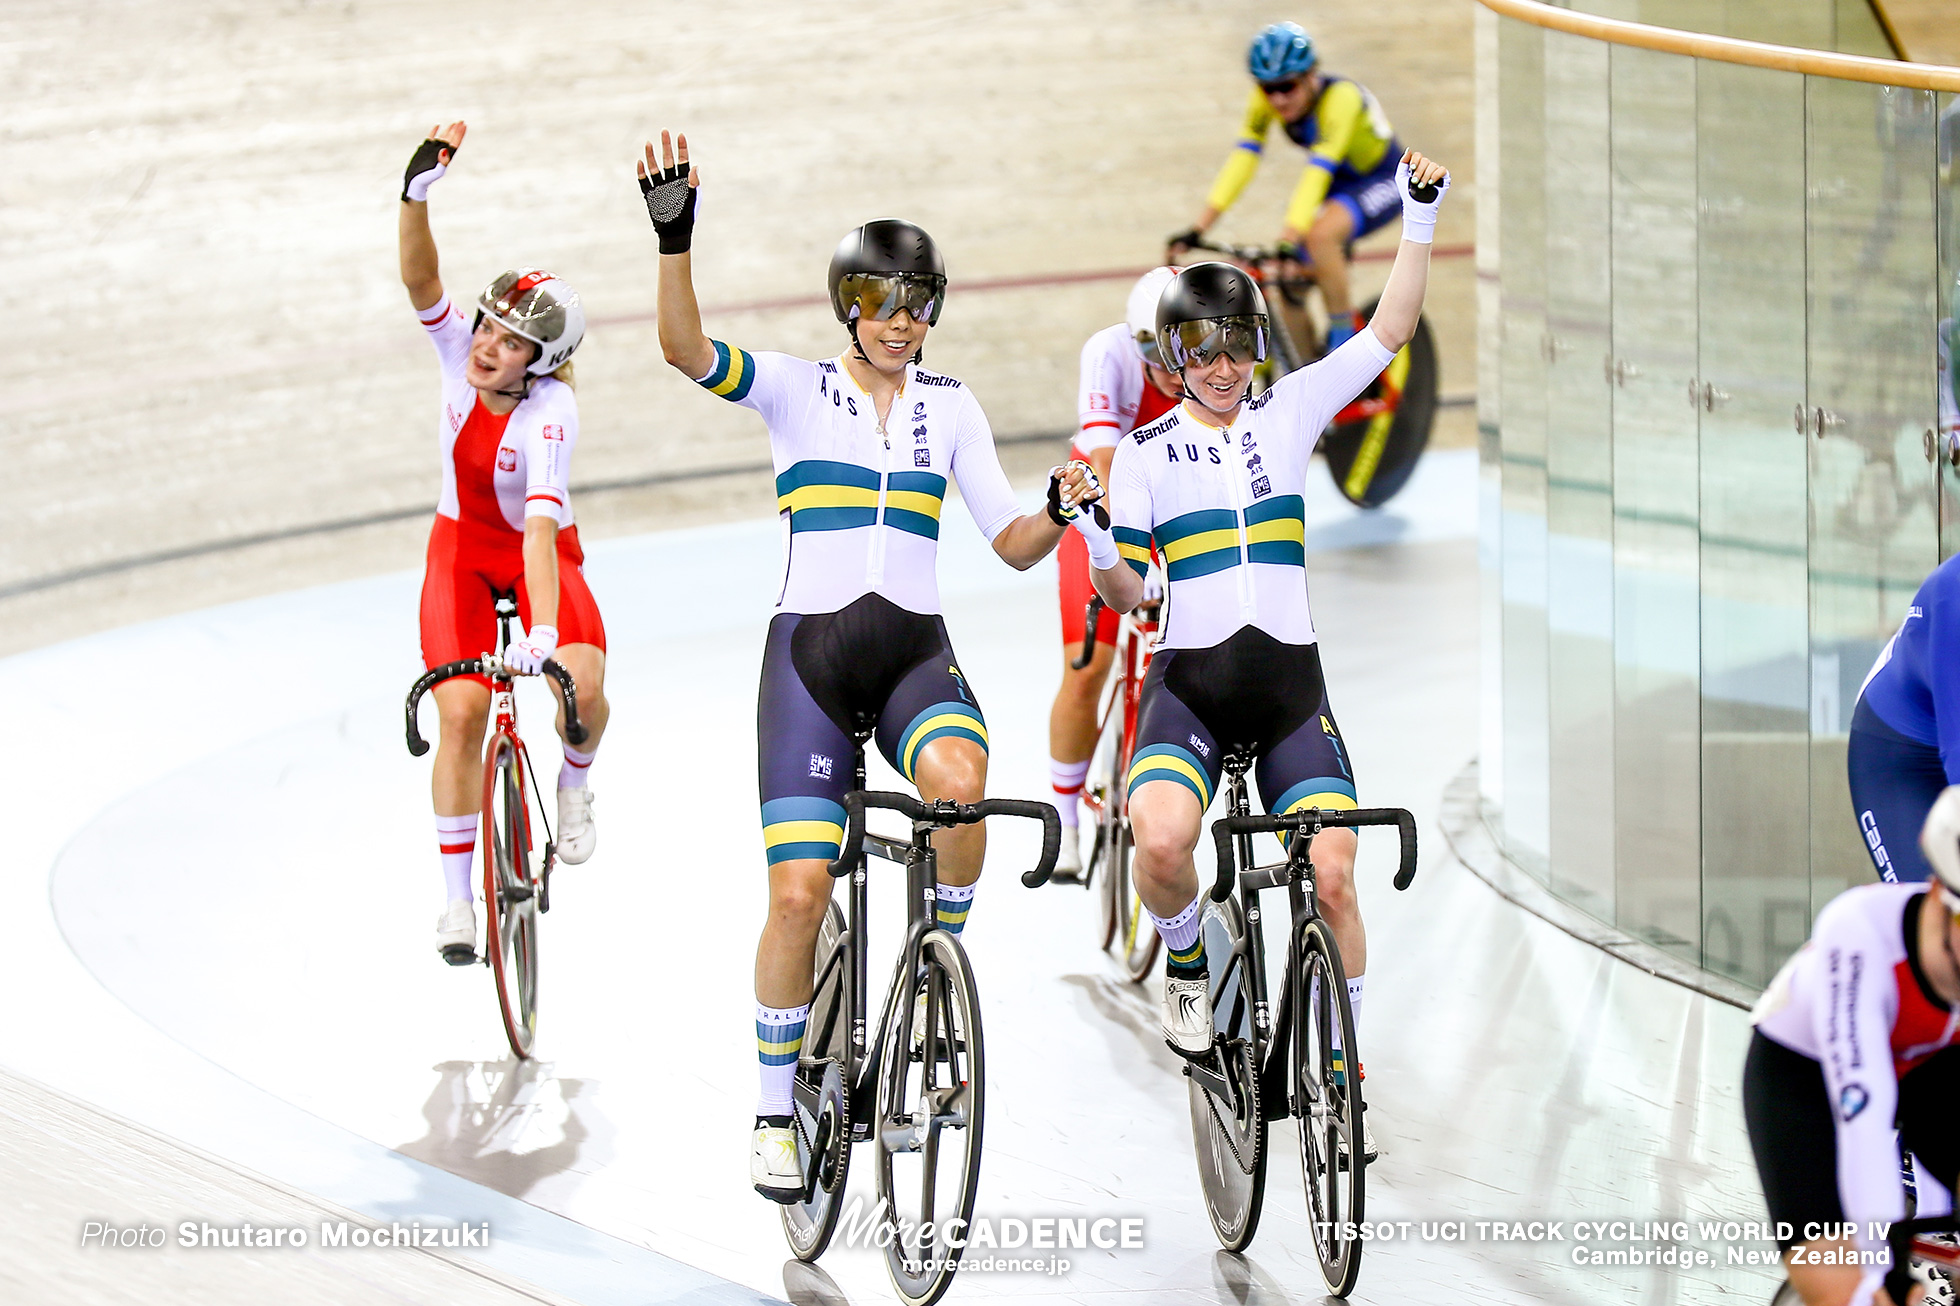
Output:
[1170,234,1439,510]
[1063,582,1164,982]
[405,592,586,1060]
[779,722,1060,1306]
[1187,751,1417,1296]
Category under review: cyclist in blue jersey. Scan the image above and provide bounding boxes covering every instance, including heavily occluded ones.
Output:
[1849,553,1960,883]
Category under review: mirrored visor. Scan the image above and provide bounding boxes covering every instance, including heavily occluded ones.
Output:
[1162,315,1268,368]
[836,272,945,325]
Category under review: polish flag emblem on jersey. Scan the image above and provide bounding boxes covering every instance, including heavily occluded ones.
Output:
[1089,394,1112,411]
[497,447,518,472]
[543,424,564,442]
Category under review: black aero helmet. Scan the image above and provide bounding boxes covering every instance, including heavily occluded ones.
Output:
[1155,261,1270,370]
[828,219,947,328]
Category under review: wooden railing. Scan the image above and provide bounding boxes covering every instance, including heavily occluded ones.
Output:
[1475,0,1960,91]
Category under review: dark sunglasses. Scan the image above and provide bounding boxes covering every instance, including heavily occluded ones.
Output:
[1259,77,1304,96]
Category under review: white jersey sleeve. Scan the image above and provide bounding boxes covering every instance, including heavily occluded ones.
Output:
[1261,325,1396,450]
[1077,324,1144,454]
[1106,433,1155,579]
[948,389,1021,543]
[691,340,810,429]
[512,379,577,525]
[418,295,472,381]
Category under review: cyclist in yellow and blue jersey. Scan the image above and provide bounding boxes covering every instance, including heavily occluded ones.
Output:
[634,131,1100,1203]
[1173,21,1402,351]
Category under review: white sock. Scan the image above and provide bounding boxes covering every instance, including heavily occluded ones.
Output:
[1149,892,1206,971]
[436,814,477,903]
[935,882,976,936]
[1347,975,1365,1039]
[1050,756,1091,829]
[756,1002,809,1118]
[559,743,597,790]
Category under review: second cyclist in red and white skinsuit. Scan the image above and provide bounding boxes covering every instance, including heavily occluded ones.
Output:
[398,121,612,964]
[1747,786,1960,1306]
[1047,269,1183,876]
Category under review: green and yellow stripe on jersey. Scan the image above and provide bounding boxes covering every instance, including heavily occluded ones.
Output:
[883,471,947,541]
[777,461,880,533]
[1243,495,1306,567]
[695,340,756,402]
[760,795,848,865]
[896,699,988,782]
[1113,526,1153,579]
[1154,508,1241,582]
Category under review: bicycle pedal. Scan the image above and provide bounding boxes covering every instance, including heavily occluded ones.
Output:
[440,944,478,967]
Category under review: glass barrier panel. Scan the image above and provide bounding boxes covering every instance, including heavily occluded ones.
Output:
[1805,76,1939,914]
[1543,30,1617,918]
[1939,91,1960,558]
[1609,42,1702,964]
[1499,18,1552,877]
[1695,60,1813,988]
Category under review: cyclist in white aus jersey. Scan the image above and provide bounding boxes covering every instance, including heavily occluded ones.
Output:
[1071,150,1449,1158]
[1745,787,1960,1306]
[635,132,1100,1202]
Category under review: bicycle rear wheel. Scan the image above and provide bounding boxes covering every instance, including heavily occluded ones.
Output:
[784,902,853,1261]
[481,734,539,1059]
[876,929,984,1306]
[1088,695,1126,949]
[1107,825,1160,983]
[1321,308,1438,509]
[1187,897,1266,1250]
[1294,915,1364,1295]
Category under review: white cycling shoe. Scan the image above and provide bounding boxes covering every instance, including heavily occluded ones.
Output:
[751,1122,804,1203]
[1163,973,1214,1056]
[436,899,477,966]
[556,786,596,864]
[1050,827,1084,884]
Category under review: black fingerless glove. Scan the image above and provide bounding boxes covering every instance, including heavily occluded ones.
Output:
[1047,470,1110,529]
[640,163,698,254]
[402,138,454,202]
[1167,228,1205,250]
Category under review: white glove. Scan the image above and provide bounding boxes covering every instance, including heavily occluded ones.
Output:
[402,137,455,203]
[506,623,557,675]
[1395,158,1450,245]
[1072,505,1120,572]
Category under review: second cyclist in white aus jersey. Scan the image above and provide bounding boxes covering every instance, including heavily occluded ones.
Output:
[1073,153,1450,1154]
[635,131,1094,1203]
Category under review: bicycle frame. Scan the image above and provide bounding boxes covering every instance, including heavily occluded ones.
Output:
[1078,597,1159,837]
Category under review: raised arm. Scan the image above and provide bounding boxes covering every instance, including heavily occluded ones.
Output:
[639,131,716,381]
[398,122,465,313]
[1365,150,1449,354]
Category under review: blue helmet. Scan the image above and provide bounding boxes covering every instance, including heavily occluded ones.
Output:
[1247,22,1317,83]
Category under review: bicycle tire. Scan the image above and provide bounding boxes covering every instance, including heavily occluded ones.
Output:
[783,902,853,1261]
[1321,308,1437,509]
[876,929,985,1306]
[1090,692,1127,951]
[1294,915,1364,1295]
[482,734,539,1059]
[1111,829,1160,983]
[1187,896,1266,1251]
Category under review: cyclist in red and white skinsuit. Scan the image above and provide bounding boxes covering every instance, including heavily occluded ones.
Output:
[399,122,612,963]
[1048,268,1183,876]
[1746,785,1960,1306]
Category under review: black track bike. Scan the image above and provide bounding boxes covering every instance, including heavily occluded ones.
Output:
[1187,751,1418,1297]
[778,723,1060,1306]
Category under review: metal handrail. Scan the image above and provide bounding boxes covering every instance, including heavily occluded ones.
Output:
[1475,0,1960,92]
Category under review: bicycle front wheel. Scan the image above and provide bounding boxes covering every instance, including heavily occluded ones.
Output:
[783,902,853,1261]
[876,929,984,1306]
[481,734,539,1059]
[1187,896,1266,1250]
[1294,915,1363,1296]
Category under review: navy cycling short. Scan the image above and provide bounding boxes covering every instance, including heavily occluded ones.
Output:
[1847,696,1947,883]
[1327,148,1403,242]
[756,593,987,867]
[1125,626,1355,827]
